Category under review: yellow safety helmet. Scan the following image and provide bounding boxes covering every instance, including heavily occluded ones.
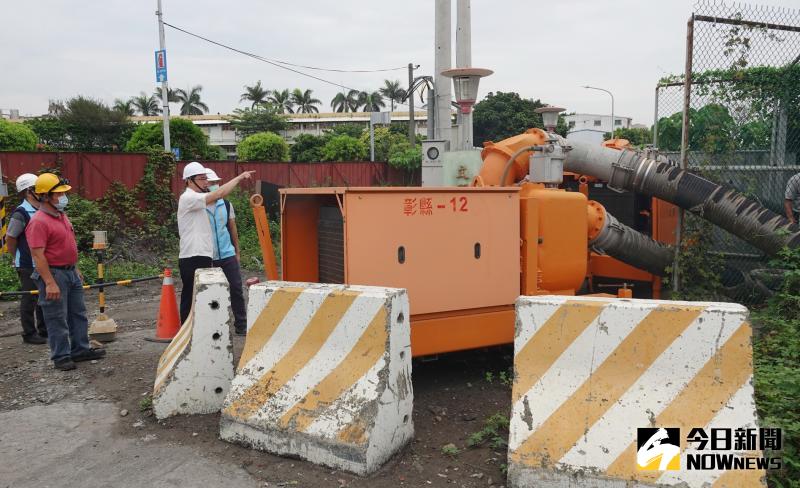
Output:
[34,173,72,194]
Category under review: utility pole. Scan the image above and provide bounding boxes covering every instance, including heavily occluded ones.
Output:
[434,0,452,143]
[408,63,415,145]
[156,0,171,152]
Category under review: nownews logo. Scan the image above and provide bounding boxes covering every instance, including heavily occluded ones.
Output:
[637,427,782,471]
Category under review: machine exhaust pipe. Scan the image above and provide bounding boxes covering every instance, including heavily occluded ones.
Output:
[565,140,800,256]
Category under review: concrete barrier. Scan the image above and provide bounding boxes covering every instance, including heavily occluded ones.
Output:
[509,296,763,488]
[153,268,234,420]
[219,282,413,475]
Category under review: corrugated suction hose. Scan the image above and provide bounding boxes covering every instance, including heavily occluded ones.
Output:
[590,206,674,276]
[565,140,800,256]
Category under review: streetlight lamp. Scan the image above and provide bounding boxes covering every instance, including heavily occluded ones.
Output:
[582,85,615,140]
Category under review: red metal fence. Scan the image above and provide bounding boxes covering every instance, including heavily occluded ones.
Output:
[0,152,414,199]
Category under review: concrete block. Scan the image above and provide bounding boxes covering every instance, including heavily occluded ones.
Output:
[153,268,235,420]
[508,296,763,488]
[220,281,413,475]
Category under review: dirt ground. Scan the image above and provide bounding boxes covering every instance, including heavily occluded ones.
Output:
[0,277,515,487]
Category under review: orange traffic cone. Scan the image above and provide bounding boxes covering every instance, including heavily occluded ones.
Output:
[147,268,180,343]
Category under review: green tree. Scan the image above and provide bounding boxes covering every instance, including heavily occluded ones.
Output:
[24,117,68,149]
[321,135,367,161]
[237,132,289,161]
[473,91,545,144]
[657,104,738,153]
[388,142,422,184]
[324,123,365,139]
[153,87,178,104]
[125,118,216,159]
[656,111,683,151]
[133,92,162,116]
[240,81,270,108]
[738,120,770,150]
[358,91,385,112]
[267,89,294,114]
[358,126,406,161]
[379,80,406,112]
[330,91,350,113]
[290,134,326,162]
[113,98,135,116]
[229,106,288,138]
[58,96,132,150]
[291,89,322,113]
[609,127,653,147]
[691,104,737,154]
[0,119,37,151]
[175,85,209,115]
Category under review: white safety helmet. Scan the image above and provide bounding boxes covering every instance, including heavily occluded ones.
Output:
[205,168,221,182]
[182,161,206,180]
[15,173,38,192]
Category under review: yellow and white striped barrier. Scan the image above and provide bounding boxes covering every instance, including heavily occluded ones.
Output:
[509,296,762,488]
[153,268,235,420]
[219,282,413,475]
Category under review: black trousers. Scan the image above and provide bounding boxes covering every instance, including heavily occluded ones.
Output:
[17,268,47,338]
[178,256,213,325]
[213,256,246,330]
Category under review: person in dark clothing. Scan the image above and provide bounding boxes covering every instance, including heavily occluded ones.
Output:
[5,173,48,344]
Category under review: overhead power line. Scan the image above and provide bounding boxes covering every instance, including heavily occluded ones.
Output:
[163,22,404,74]
[162,21,420,110]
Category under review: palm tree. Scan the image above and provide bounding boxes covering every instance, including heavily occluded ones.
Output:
[132,92,161,116]
[330,91,350,112]
[240,81,270,108]
[291,89,322,114]
[175,85,209,115]
[358,91,386,112]
[153,87,178,104]
[379,80,406,112]
[346,89,361,112]
[113,98,135,116]
[267,89,294,114]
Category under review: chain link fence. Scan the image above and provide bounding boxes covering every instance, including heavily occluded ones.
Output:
[654,0,800,303]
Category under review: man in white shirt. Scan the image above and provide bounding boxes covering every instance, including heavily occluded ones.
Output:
[177,162,254,324]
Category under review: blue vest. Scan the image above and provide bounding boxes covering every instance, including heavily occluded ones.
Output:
[13,200,37,268]
[206,200,236,261]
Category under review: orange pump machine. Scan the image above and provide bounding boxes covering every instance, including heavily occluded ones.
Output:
[276,129,668,357]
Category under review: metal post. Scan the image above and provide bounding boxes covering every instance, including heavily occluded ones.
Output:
[611,95,615,139]
[156,0,171,152]
[434,0,452,144]
[408,63,415,145]
[456,0,473,150]
[653,85,660,148]
[674,14,695,294]
[369,118,375,162]
[427,86,436,140]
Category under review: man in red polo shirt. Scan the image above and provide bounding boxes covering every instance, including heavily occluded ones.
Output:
[26,173,106,371]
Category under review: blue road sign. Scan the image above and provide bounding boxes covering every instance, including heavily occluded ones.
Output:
[171,147,181,161]
[155,50,168,83]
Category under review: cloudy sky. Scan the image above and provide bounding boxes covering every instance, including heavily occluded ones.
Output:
[1,0,795,124]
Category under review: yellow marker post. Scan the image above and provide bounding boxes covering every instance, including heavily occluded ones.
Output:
[89,231,118,342]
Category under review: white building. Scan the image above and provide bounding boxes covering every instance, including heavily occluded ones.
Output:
[564,113,633,146]
[0,109,21,120]
[131,112,429,159]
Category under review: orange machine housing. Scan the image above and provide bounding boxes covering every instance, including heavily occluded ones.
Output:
[280,186,587,357]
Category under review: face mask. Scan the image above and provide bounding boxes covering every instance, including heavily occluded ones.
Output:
[208,184,220,191]
[54,195,69,211]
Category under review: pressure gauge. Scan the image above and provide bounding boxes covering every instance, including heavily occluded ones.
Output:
[426,146,440,160]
